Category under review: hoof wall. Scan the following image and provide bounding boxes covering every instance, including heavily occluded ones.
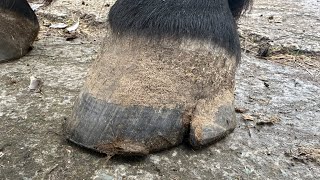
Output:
[65,92,236,155]
[65,92,186,155]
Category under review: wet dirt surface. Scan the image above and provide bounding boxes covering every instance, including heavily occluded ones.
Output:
[1,0,319,179]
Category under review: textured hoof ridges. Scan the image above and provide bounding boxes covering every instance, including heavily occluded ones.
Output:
[66,89,236,155]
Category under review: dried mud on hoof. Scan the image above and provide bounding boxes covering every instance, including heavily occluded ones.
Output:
[65,35,238,155]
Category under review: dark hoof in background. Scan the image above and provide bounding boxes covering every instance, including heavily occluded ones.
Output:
[65,92,187,156]
[0,0,39,62]
[65,91,236,155]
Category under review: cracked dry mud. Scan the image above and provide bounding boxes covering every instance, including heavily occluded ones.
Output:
[1,0,319,179]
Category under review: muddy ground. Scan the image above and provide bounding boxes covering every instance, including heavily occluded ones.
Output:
[1,0,319,179]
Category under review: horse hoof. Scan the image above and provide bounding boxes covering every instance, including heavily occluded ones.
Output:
[0,0,39,62]
[64,34,238,155]
[64,0,249,155]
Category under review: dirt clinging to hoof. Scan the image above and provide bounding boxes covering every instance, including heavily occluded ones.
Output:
[65,34,239,155]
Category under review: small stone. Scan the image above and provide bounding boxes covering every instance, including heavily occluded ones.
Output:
[28,76,41,91]
[242,114,255,121]
[150,155,161,164]
[172,151,177,157]
[235,107,249,113]
[92,170,114,180]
